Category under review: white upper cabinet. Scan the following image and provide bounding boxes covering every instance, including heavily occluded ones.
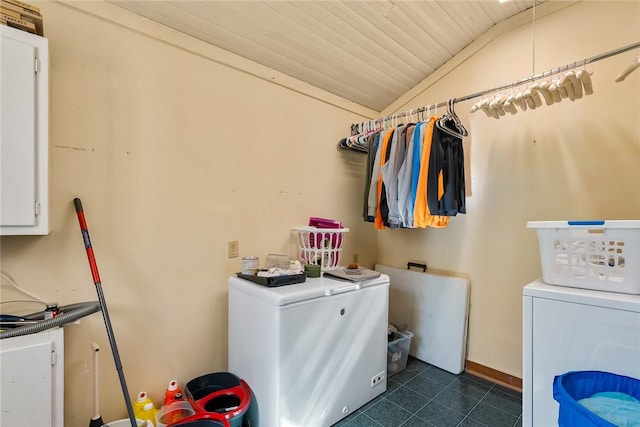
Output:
[0,25,48,235]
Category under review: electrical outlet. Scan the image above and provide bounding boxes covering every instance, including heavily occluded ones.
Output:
[371,371,386,387]
[228,241,239,258]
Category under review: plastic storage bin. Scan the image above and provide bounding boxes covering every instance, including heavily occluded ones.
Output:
[101,420,145,427]
[156,401,195,427]
[553,370,640,427]
[387,330,413,377]
[296,226,349,271]
[528,220,640,294]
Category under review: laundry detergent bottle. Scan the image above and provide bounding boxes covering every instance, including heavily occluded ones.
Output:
[133,391,153,420]
[140,402,158,426]
[163,379,183,407]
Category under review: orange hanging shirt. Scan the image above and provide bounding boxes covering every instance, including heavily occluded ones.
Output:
[414,117,449,229]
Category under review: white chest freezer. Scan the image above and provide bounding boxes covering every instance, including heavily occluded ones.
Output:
[228,273,389,427]
[523,279,640,427]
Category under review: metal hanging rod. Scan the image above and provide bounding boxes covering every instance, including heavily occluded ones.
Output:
[352,41,640,133]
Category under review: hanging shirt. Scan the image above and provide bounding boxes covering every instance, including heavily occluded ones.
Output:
[396,123,416,228]
[367,131,384,219]
[383,124,408,228]
[362,130,381,222]
[414,117,450,229]
[409,121,425,227]
[375,128,395,229]
[379,126,400,228]
[429,124,466,216]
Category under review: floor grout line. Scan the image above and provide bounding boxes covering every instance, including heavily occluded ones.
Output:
[453,383,495,427]
[335,359,522,427]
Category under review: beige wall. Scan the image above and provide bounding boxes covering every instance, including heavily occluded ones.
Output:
[378,0,640,379]
[2,1,639,425]
[0,1,377,424]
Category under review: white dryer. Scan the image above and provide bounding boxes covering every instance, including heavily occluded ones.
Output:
[523,279,640,427]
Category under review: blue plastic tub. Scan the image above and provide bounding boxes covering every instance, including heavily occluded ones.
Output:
[553,371,640,427]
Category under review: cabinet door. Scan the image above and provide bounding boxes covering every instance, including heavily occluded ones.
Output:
[0,328,64,427]
[0,26,48,235]
[1,35,37,226]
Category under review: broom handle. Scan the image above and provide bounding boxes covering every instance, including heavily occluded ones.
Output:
[74,198,137,427]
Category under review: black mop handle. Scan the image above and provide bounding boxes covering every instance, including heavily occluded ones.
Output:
[74,198,137,427]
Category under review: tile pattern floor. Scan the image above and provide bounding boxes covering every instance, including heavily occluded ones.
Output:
[332,357,522,427]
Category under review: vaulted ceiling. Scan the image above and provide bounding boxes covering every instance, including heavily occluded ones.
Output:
[110,1,536,111]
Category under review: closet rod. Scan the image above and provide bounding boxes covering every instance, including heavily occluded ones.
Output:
[352,41,640,132]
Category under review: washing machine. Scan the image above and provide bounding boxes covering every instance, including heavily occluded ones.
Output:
[522,279,640,427]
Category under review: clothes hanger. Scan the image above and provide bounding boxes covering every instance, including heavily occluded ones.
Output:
[435,100,456,133]
[552,75,569,99]
[503,92,518,115]
[615,55,640,82]
[436,99,469,137]
[548,80,563,103]
[565,70,583,99]
[576,68,594,95]
[532,81,555,106]
[489,95,505,118]
[515,85,528,111]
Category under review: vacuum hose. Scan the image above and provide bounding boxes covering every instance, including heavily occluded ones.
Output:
[0,301,101,339]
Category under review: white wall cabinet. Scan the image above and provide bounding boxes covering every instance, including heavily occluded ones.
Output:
[0,327,64,427]
[0,25,49,235]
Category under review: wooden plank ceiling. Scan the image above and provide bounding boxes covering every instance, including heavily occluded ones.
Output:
[109,1,535,111]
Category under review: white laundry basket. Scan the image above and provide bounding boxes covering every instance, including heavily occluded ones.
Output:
[296,226,349,271]
[528,220,640,294]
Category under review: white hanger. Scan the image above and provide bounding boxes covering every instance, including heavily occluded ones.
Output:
[615,56,640,82]
[472,64,598,122]
[522,88,536,109]
[503,93,518,114]
[516,88,527,110]
[489,95,506,117]
[548,81,562,103]
[532,81,555,106]
[565,70,583,99]
[576,69,594,95]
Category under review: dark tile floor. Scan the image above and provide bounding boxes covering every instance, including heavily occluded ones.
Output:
[332,357,522,427]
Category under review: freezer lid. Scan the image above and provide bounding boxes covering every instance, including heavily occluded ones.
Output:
[228,273,389,306]
[524,279,640,312]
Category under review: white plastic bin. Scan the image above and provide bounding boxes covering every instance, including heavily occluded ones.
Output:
[528,220,640,294]
[387,330,413,377]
